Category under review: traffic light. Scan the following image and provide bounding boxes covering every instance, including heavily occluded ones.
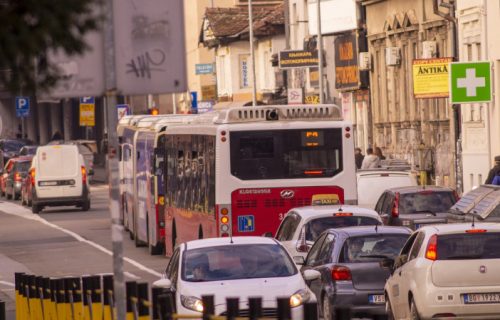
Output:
[149,107,159,115]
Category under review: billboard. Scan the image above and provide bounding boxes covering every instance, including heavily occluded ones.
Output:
[113,0,187,95]
[412,58,453,98]
[334,32,368,90]
[46,30,105,98]
[308,0,358,36]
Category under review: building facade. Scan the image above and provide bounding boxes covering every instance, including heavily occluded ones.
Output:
[362,0,456,187]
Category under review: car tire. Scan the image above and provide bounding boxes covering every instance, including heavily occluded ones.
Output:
[82,200,90,212]
[149,242,163,255]
[410,298,421,320]
[32,204,41,214]
[323,295,333,320]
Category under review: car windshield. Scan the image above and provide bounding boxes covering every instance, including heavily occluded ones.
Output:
[340,234,409,263]
[181,244,297,282]
[399,191,456,215]
[436,232,500,260]
[305,216,381,242]
[4,141,25,152]
[15,161,31,172]
[20,147,37,156]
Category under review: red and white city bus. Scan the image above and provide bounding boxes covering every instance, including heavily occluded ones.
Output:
[159,105,356,255]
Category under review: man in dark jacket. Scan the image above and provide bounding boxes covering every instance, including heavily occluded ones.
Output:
[355,148,364,169]
[485,155,500,184]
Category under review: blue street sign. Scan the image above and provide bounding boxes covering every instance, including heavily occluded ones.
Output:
[80,96,95,104]
[195,63,214,75]
[238,215,255,232]
[15,96,30,118]
[190,91,198,114]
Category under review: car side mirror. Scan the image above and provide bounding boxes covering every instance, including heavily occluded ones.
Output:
[302,269,321,281]
[394,254,408,269]
[262,232,273,238]
[293,256,305,266]
[152,278,172,290]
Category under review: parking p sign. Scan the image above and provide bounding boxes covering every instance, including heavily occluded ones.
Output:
[15,96,30,118]
[450,61,492,103]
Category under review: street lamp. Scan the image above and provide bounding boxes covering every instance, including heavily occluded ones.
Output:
[316,0,324,104]
[248,0,257,106]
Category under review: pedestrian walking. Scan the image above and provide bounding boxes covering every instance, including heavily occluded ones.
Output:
[355,147,364,169]
[375,147,386,160]
[485,155,500,184]
[361,147,380,169]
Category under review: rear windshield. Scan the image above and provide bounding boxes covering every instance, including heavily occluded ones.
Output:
[399,192,456,215]
[230,129,343,180]
[437,232,500,260]
[4,141,25,152]
[305,216,381,241]
[340,234,410,263]
[14,161,31,172]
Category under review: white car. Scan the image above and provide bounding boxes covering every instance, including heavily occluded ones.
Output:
[153,236,319,318]
[385,223,500,320]
[275,205,382,259]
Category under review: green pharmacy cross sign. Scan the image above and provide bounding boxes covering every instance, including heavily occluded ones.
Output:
[450,61,492,103]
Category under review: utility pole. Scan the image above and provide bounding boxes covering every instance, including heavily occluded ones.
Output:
[103,0,126,319]
[316,0,324,104]
[248,0,257,106]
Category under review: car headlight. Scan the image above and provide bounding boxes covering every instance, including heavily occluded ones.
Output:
[180,295,204,312]
[290,289,310,308]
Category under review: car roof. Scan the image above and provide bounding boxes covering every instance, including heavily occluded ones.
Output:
[184,236,278,250]
[329,226,412,237]
[419,222,500,234]
[290,205,379,219]
[387,185,454,194]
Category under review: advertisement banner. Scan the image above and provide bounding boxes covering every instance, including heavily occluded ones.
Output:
[201,85,217,101]
[413,58,453,98]
[279,50,319,69]
[334,32,360,90]
[79,104,95,126]
[308,0,357,36]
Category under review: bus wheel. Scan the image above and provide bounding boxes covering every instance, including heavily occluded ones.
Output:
[198,226,203,239]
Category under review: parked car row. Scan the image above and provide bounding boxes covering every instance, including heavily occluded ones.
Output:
[1,141,93,213]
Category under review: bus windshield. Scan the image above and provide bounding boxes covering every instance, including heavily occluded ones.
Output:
[230,129,343,180]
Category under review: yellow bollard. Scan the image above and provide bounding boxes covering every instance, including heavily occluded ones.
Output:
[125,282,138,320]
[81,277,91,320]
[14,273,24,320]
[27,275,38,320]
[70,278,84,320]
[41,277,52,320]
[90,276,102,320]
[102,275,114,320]
[35,276,45,320]
[22,275,30,320]
[49,279,58,320]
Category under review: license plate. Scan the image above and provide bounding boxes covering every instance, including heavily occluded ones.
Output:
[39,181,58,186]
[464,293,500,304]
[368,295,385,304]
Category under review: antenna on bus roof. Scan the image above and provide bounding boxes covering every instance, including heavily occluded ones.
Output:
[230,232,234,244]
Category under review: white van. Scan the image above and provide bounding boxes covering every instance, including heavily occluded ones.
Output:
[357,169,418,209]
[31,145,90,213]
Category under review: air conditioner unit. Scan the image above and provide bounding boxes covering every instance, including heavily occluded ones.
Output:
[359,52,371,71]
[385,47,401,66]
[422,41,437,59]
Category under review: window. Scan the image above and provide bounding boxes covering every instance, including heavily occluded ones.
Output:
[275,213,301,241]
[399,191,456,214]
[166,248,180,279]
[14,161,31,172]
[230,129,343,180]
[316,234,336,265]
[374,193,386,212]
[305,233,326,266]
[409,232,425,260]
[437,233,500,260]
[381,193,394,214]
[305,216,380,242]
[340,234,409,263]
[399,232,418,257]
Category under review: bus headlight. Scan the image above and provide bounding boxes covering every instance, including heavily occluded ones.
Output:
[181,295,204,312]
[290,289,310,308]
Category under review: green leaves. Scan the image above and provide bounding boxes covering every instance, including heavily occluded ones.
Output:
[0,0,103,94]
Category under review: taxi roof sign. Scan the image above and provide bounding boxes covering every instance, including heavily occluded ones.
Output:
[311,194,340,206]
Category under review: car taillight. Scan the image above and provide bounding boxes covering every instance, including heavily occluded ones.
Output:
[453,190,460,201]
[81,166,87,184]
[30,169,35,186]
[14,172,22,182]
[425,234,438,261]
[332,266,352,281]
[296,227,310,252]
[391,193,400,218]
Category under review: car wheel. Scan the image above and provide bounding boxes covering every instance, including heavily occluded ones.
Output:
[323,295,333,320]
[82,200,90,212]
[149,242,163,255]
[386,297,395,320]
[410,298,420,320]
[32,204,41,214]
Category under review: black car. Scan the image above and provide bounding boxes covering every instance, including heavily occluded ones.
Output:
[299,226,411,319]
[374,186,459,229]
[447,184,500,223]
